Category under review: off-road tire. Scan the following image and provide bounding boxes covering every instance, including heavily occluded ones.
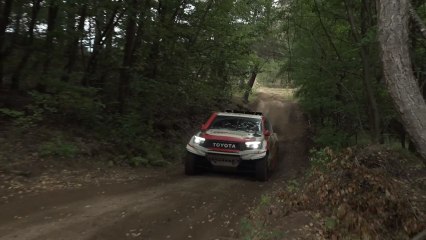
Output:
[185,152,199,175]
[255,154,269,181]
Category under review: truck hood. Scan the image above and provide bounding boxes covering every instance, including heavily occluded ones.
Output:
[202,129,261,142]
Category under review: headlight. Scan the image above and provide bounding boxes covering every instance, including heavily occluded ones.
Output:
[194,136,205,144]
[245,141,261,149]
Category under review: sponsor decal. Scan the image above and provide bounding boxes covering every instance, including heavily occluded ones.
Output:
[212,142,237,149]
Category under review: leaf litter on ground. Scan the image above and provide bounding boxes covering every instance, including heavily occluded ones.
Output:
[244,145,425,240]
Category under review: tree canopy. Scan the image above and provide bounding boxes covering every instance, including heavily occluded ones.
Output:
[0,0,425,158]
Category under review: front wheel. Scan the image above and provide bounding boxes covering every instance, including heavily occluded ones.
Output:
[185,152,199,175]
[255,154,269,181]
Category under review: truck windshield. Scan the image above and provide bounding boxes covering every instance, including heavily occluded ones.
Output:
[209,116,262,133]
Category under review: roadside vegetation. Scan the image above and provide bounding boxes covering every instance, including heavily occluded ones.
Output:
[242,146,425,239]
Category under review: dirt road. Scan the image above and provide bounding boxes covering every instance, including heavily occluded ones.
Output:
[0,89,310,240]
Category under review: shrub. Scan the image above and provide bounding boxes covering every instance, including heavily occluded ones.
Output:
[25,80,105,127]
[128,156,150,167]
[39,136,79,158]
[313,127,350,149]
[309,147,333,170]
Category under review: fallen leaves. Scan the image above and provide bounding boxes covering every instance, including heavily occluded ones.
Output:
[0,167,156,204]
[276,146,426,239]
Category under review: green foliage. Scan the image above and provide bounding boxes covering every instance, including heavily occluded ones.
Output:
[0,0,286,166]
[29,86,104,127]
[144,146,167,166]
[3,0,422,166]
[0,108,25,118]
[259,194,271,206]
[105,112,176,167]
[14,108,44,129]
[309,148,333,170]
[39,136,79,158]
[128,150,171,168]
[313,127,350,149]
[284,0,405,147]
[324,217,337,231]
[108,112,154,153]
[257,60,287,87]
[0,88,104,130]
[0,107,43,128]
[128,156,150,167]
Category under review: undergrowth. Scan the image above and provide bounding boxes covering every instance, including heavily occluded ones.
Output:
[241,145,425,240]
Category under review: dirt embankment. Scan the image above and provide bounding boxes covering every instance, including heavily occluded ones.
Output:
[0,88,311,240]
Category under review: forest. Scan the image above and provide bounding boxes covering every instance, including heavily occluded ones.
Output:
[0,0,425,157]
[0,0,284,160]
[0,0,425,159]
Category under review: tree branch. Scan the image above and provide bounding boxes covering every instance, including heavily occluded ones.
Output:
[313,0,344,63]
[408,1,426,39]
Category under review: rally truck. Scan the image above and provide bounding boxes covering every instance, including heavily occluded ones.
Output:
[185,110,279,181]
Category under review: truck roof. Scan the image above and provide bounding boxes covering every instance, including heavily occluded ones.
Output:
[217,111,263,119]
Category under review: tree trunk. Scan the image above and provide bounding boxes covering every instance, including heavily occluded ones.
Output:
[62,4,87,82]
[146,0,184,79]
[118,0,138,113]
[41,2,59,76]
[129,0,151,66]
[344,0,381,143]
[378,0,426,161]
[36,2,60,92]
[313,0,347,130]
[10,0,42,90]
[0,0,13,89]
[81,7,123,86]
[12,2,23,46]
[360,45,381,143]
[146,0,167,80]
[243,66,259,103]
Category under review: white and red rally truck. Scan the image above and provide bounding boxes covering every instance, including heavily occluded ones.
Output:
[185,110,279,181]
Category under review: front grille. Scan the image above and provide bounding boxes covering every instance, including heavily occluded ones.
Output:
[206,154,241,167]
[203,140,243,150]
[207,154,240,162]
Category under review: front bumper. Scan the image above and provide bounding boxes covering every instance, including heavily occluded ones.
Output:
[186,143,267,160]
[186,150,258,172]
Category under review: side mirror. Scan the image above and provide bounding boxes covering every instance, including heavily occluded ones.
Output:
[264,130,271,136]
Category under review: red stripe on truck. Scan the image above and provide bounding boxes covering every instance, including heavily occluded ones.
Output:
[203,112,218,130]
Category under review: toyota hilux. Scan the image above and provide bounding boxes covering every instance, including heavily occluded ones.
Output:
[185,110,279,181]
